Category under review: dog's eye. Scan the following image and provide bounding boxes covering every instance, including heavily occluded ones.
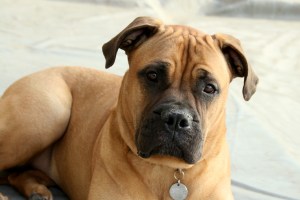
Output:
[203,84,216,94]
[146,71,158,82]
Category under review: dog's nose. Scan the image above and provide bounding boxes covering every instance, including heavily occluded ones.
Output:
[161,110,192,131]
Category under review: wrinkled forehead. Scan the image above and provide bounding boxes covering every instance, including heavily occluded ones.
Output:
[128,25,230,82]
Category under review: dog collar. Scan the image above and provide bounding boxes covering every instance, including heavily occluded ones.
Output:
[169,169,188,200]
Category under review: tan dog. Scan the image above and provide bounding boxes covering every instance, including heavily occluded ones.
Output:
[0,17,258,200]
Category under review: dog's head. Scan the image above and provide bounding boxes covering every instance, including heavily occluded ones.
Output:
[103,17,258,168]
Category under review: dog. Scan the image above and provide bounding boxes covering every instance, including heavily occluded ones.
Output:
[0,17,258,200]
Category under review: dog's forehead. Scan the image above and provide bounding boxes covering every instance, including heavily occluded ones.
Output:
[129,24,230,83]
[165,24,206,37]
[134,25,220,62]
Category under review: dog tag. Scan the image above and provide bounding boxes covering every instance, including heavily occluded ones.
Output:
[169,182,188,200]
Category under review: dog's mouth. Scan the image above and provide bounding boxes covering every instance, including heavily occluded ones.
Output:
[137,142,198,164]
[137,142,183,158]
[136,136,203,165]
[135,104,203,164]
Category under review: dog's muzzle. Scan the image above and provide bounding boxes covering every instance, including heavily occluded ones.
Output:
[135,101,203,164]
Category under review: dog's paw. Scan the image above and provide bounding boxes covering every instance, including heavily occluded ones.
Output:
[29,193,52,200]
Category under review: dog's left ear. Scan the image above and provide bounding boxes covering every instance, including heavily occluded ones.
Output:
[102,17,161,69]
[213,33,259,101]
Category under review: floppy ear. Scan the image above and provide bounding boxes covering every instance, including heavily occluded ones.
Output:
[213,33,259,101]
[102,17,161,69]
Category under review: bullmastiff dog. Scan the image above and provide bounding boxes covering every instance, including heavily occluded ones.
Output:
[0,17,258,200]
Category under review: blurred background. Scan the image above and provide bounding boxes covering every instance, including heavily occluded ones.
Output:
[0,0,300,199]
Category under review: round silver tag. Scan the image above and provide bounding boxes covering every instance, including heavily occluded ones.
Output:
[169,183,188,200]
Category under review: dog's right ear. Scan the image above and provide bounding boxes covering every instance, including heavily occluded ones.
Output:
[102,17,161,69]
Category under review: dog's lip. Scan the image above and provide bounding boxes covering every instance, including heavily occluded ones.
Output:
[137,142,187,161]
[137,150,151,158]
[137,147,198,164]
[136,130,198,163]
[137,144,163,158]
[137,140,202,164]
[183,154,199,164]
